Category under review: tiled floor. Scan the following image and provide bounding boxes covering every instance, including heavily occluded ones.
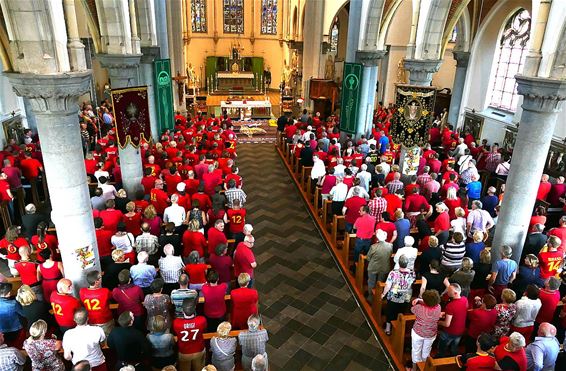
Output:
[237,143,393,370]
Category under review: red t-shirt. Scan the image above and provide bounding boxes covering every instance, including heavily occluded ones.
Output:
[467,308,497,339]
[230,287,259,330]
[164,174,183,195]
[0,180,11,202]
[32,234,58,262]
[201,283,227,318]
[538,250,563,278]
[20,158,42,179]
[375,221,397,242]
[209,254,233,284]
[141,176,157,195]
[548,226,566,254]
[84,159,97,175]
[14,261,39,285]
[494,337,527,371]
[122,213,142,236]
[461,354,496,371]
[383,194,402,217]
[133,199,150,214]
[207,228,227,256]
[150,188,169,215]
[182,230,207,257]
[99,208,123,234]
[185,263,207,284]
[354,214,376,239]
[434,212,450,232]
[95,228,114,257]
[0,237,28,261]
[227,208,246,233]
[535,289,560,323]
[344,196,367,225]
[173,316,208,354]
[192,193,211,211]
[225,174,242,188]
[79,287,113,324]
[234,243,255,278]
[50,292,82,327]
[444,296,468,336]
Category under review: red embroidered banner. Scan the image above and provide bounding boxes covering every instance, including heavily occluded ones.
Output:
[111,86,151,149]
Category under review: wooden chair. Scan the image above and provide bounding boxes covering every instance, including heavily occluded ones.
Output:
[29,178,40,206]
[314,186,322,214]
[0,202,11,230]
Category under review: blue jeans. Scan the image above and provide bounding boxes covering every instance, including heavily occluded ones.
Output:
[345,222,354,233]
[437,331,461,357]
[353,238,372,264]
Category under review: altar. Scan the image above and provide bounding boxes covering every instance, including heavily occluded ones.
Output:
[220,99,272,119]
[217,72,255,90]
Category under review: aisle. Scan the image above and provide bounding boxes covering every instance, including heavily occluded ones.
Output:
[236,144,393,370]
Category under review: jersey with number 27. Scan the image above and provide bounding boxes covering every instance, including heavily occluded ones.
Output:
[79,287,113,324]
[173,316,207,354]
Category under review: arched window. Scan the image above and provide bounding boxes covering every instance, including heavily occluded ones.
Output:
[261,0,277,35]
[223,0,244,34]
[191,0,207,33]
[449,26,457,43]
[330,19,339,52]
[489,8,531,112]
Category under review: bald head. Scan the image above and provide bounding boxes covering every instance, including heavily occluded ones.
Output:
[57,278,73,294]
[538,322,557,337]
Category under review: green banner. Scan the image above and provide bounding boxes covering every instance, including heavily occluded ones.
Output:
[153,59,174,133]
[339,63,363,134]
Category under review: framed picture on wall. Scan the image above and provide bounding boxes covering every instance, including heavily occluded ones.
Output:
[1,114,24,146]
[462,111,484,143]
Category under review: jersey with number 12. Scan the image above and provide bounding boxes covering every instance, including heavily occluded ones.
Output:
[172,316,207,354]
[79,287,113,324]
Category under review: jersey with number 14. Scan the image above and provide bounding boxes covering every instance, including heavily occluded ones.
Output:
[79,287,113,324]
[173,316,207,354]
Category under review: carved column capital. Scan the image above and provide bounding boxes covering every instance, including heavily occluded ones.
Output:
[452,51,470,68]
[6,71,92,113]
[516,75,566,113]
[403,59,442,86]
[355,50,388,66]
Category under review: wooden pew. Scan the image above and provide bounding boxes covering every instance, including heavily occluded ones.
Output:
[371,280,423,326]
[416,356,458,371]
[355,254,367,292]
[330,215,345,246]
[301,166,312,189]
[313,186,321,214]
[342,233,356,267]
[321,199,332,227]
[306,177,313,201]
[390,313,416,361]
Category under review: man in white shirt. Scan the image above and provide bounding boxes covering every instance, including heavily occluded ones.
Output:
[63,307,106,369]
[163,194,186,227]
[452,138,468,160]
[99,176,117,202]
[301,125,313,143]
[356,164,372,192]
[94,165,110,186]
[393,236,418,270]
[333,158,346,177]
[329,177,348,215]
[378,156,391,177]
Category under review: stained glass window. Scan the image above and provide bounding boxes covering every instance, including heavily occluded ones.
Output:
[489,8,531,112]
[261,0,277,35]
[223,0,244,34]
[191,0,207,33]
[330,19,339,52]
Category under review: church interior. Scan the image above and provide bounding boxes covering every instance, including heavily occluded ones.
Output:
[0,0,565,370]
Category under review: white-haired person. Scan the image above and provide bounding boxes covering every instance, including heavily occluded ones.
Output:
[158,243,185,295]
[23,319,64,371]
[163,194,186,232]
[494,332,527,370]
[381,255,416,335]
[251,354,267,371]
[433,202,450,247]
[393,236,418,271]
[130,251,157,295]
[525,322,560,371]
[366,229,393,299]
[210,321,237,371]
[239,314,269,371]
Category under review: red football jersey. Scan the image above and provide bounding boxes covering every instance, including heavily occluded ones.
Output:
[227,208,246,233]
[173,316,207,354]
[50,292,82,327]
[79,287,113,324]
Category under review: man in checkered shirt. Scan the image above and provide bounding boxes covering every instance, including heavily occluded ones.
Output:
[238,314,269,371]
[225,179,247,208]
[135,222,159,264]
[158,244,185,294]
[386,172,404,195]
[416,166,432,188]
[368,189,388,222]
[484,144,502,173]
[0,332,25,371]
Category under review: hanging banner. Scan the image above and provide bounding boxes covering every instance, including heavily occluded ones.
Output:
[391,84,437,147]
[154,58,175,132]
[339,63,363,134]
[111,86,151,149]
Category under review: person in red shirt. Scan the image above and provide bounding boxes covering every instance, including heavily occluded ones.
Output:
[536,174,552,201]
[224,199,247,242]
[50,278,82,333]
[79,270,114,336]
[191,185,211,212]
[352,205,376,264]
[437,283,468,357]
[201,270,228,332]
[84,152,97,175]
[465,294,498,352]
[141,167,157,195]
[184,251,208,289]
[230,273,259,330]
[433,203,451,245]
[538,236,563,279]
[19,152,43,180]
[164,166,183,196]
[535,276,561,325]
[150,179,170,215]
[456,333,497,371]
[172,297,207,370]
[383,190,403,218]
[494,333,528,371]
[207,219,227,257]
[375,213,398,243]
[99,199,123,234]
[0,225,28,275]
[209,244,233,288]
[182,220,207,257]
[548,216,566,254]
[234,236,257,285]
[93,217,113,268]
[14,246,41,299]
[342,189,367,232]
[224,166,242,190]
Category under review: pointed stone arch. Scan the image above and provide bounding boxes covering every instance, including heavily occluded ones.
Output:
[414,0,452,60]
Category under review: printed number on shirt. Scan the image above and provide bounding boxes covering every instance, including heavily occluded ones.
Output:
[51,303,63,316]
[231,215,242,224]
[180,329,199,341]
[84,298,101,311]
[150,193,157,201]
[547,259,562,272]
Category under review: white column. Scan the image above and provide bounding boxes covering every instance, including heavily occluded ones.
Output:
[7,72,99,291]
[355,50,387,137]
[63,0,87,71]
[141,46,161,142]
[96,54,144,197]
[448,51,470,128]
[129,0,142,53]
[492,76,566,263]
[301,0,324,104]
[154,0,169,58]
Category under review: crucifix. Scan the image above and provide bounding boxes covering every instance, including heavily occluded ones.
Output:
[173,71,187,105]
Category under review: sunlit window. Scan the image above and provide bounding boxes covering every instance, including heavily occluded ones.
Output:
[223,0,244,34]
[191,0,207,33]
[261,0,277,35]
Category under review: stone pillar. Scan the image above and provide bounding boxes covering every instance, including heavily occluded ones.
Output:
[403,59,442,86]
[492,75,566,263]
[154,0,169,58]
[141,46,161,142]
[63,0,87,71]
[97,54,144,197]
[166,0,185,110]
[345,0,363,63]
[448,51,470,127]
[7,72,99,290]
[129,0,142,53]
[301,0,324,105]
[355,50,387,137]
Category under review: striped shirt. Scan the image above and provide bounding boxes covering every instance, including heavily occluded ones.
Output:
[386,180,404,195]
[416,173,432,188]
[238,329,269,358]
[368,197,387,222]
[441,242,466,270]
[225,188,247,208]
[411,303,442,338]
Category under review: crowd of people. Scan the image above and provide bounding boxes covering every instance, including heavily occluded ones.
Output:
[279,102,566,371]
[0,104,270,371]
